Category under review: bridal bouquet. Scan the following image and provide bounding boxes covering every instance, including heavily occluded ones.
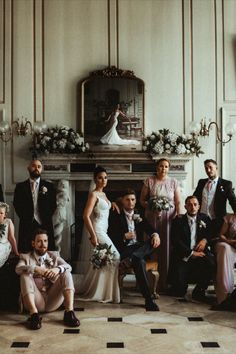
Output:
[90,243,116,269]
[148,196,173,212]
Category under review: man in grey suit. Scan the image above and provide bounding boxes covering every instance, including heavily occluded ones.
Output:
[193,159,236,237]
[16,229,80,330]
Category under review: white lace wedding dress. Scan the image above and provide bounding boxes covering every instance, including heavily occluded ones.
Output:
[0,219,12,268]
[100,111,139,145]
[78,193,120,303]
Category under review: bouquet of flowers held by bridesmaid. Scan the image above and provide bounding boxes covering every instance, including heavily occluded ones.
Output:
[148,196,173,212]
[90,243,116,269]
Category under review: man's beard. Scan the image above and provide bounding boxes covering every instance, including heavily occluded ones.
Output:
[35,248,47,256]
[29,171,41,179]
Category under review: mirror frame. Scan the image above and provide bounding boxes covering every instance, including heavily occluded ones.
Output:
[78,66,145,144]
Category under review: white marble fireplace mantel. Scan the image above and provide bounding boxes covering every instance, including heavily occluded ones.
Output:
[40,152,193,261]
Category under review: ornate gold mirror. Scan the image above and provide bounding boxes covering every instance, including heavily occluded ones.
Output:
[78,66,144,149]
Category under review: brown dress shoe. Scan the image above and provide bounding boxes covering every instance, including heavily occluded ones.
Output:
[28,313,42,330]
[63,310,80,327]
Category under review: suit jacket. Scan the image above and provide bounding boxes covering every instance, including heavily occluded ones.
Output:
[170,213,211,261]
[15,250,71,276]
[108,209,158,254]
[13,179,57,251]
[193,177,236,219]
[0,184,4,202]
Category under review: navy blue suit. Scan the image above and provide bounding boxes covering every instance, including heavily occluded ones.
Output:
[108,209,159,301]
[169,213,215,295]
[194,177,236,235]
[13,179,56,252]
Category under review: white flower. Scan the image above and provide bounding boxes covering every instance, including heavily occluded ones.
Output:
[41,186,48,194]
[199,220,206,229]
[150,134,156,140]
[176,144,186,154]
[165,143,171,149]
[153,142,164,154]
[142,146,147,151]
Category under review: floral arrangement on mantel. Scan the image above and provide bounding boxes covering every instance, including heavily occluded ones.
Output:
[30,125,90,155]
[142,129,203,157]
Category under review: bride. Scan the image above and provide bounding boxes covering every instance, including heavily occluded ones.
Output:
[100,104,140,145]
[78,166,120,303]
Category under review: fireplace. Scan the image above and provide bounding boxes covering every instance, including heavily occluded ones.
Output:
[40,152,192,264]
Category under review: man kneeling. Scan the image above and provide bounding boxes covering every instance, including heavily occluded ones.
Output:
[16,229,80,330]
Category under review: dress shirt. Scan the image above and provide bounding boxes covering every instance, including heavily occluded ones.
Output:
[30,177,42,224]
[124,210,137,246]
[200,177,219,219]
[183,214,197,262]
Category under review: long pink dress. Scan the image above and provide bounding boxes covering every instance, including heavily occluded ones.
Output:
[143,176,178,291]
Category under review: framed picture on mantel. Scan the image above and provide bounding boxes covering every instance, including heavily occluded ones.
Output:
[78,66,144,152]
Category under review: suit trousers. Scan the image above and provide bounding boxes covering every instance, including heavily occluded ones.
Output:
[172,255,215,295]
[121,240,155,301]
[215,242,236,303]
[20,270,74,312]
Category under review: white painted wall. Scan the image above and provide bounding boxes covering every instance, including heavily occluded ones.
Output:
[1,0,236,216]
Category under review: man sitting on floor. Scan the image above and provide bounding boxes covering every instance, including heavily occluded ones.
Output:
[16,229,80,330]
[168,195,215,301]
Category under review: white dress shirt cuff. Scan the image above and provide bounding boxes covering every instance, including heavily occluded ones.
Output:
[183,251,193,262]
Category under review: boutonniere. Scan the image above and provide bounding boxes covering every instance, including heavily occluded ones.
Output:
[133,213,143,223]
[199,220,206,229]
[220,185,225,192]
[40,186,48,195]
[44,257,54,268]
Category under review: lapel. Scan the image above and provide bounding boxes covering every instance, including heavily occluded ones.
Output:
[25,179,34,207]
[120,211,129,233]
[183,214,191,237]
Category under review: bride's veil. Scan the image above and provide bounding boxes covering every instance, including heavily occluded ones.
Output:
[76,180,96,274]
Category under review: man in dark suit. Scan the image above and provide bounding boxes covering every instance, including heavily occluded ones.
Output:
[108,189,160,311]
[13,159,57,252]
[168,195,215,301]
[0,184,4,202]
[193,159,236,236]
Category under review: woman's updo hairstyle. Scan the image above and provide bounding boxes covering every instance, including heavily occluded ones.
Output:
[0,202,10,214]
[93,165,107,179]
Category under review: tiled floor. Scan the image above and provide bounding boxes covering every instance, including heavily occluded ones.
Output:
[1,283,236,354]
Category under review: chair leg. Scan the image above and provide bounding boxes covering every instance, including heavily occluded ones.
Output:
[147,270,160,299]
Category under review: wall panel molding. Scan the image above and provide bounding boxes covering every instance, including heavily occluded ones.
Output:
[0,0,6,103]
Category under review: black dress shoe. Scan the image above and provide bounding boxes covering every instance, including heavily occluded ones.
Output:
[145,299,160,311]
[28,313,42,330]
[192,286,206,302]
[63,310,80,327]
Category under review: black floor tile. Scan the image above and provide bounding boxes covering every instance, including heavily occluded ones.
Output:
[151,329,167,334]
[63,329,80,334]
[188,317,204,321]
[108,317,123,322]
[201,342,220,348]
[11,342,30,348]
[107,342,124,348]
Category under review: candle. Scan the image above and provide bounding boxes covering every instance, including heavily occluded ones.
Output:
[2,109,5,121]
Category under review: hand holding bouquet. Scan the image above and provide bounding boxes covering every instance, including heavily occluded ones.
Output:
[90,243,116,269]
[148,196,173,216]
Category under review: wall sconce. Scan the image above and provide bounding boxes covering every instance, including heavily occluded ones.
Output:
[189,118,236,146]
[0,116,47,143]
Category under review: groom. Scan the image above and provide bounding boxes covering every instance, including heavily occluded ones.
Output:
[108,189,160,311]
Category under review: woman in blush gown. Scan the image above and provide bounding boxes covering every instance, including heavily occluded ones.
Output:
[100,104,139,145]
[78,166,120,303]
[140,158,182,291]
[215,214,236,304]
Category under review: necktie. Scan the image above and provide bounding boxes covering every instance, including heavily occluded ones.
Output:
[31,181,36,193]
[207,180,212,192]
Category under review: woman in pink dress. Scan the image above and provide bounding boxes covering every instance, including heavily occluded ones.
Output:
[140,158,181,291]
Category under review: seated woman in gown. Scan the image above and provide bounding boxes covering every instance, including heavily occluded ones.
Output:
[100,104,139,146]
[0,202,19,268]
[78,166,120,303]
[214,213,236,304]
